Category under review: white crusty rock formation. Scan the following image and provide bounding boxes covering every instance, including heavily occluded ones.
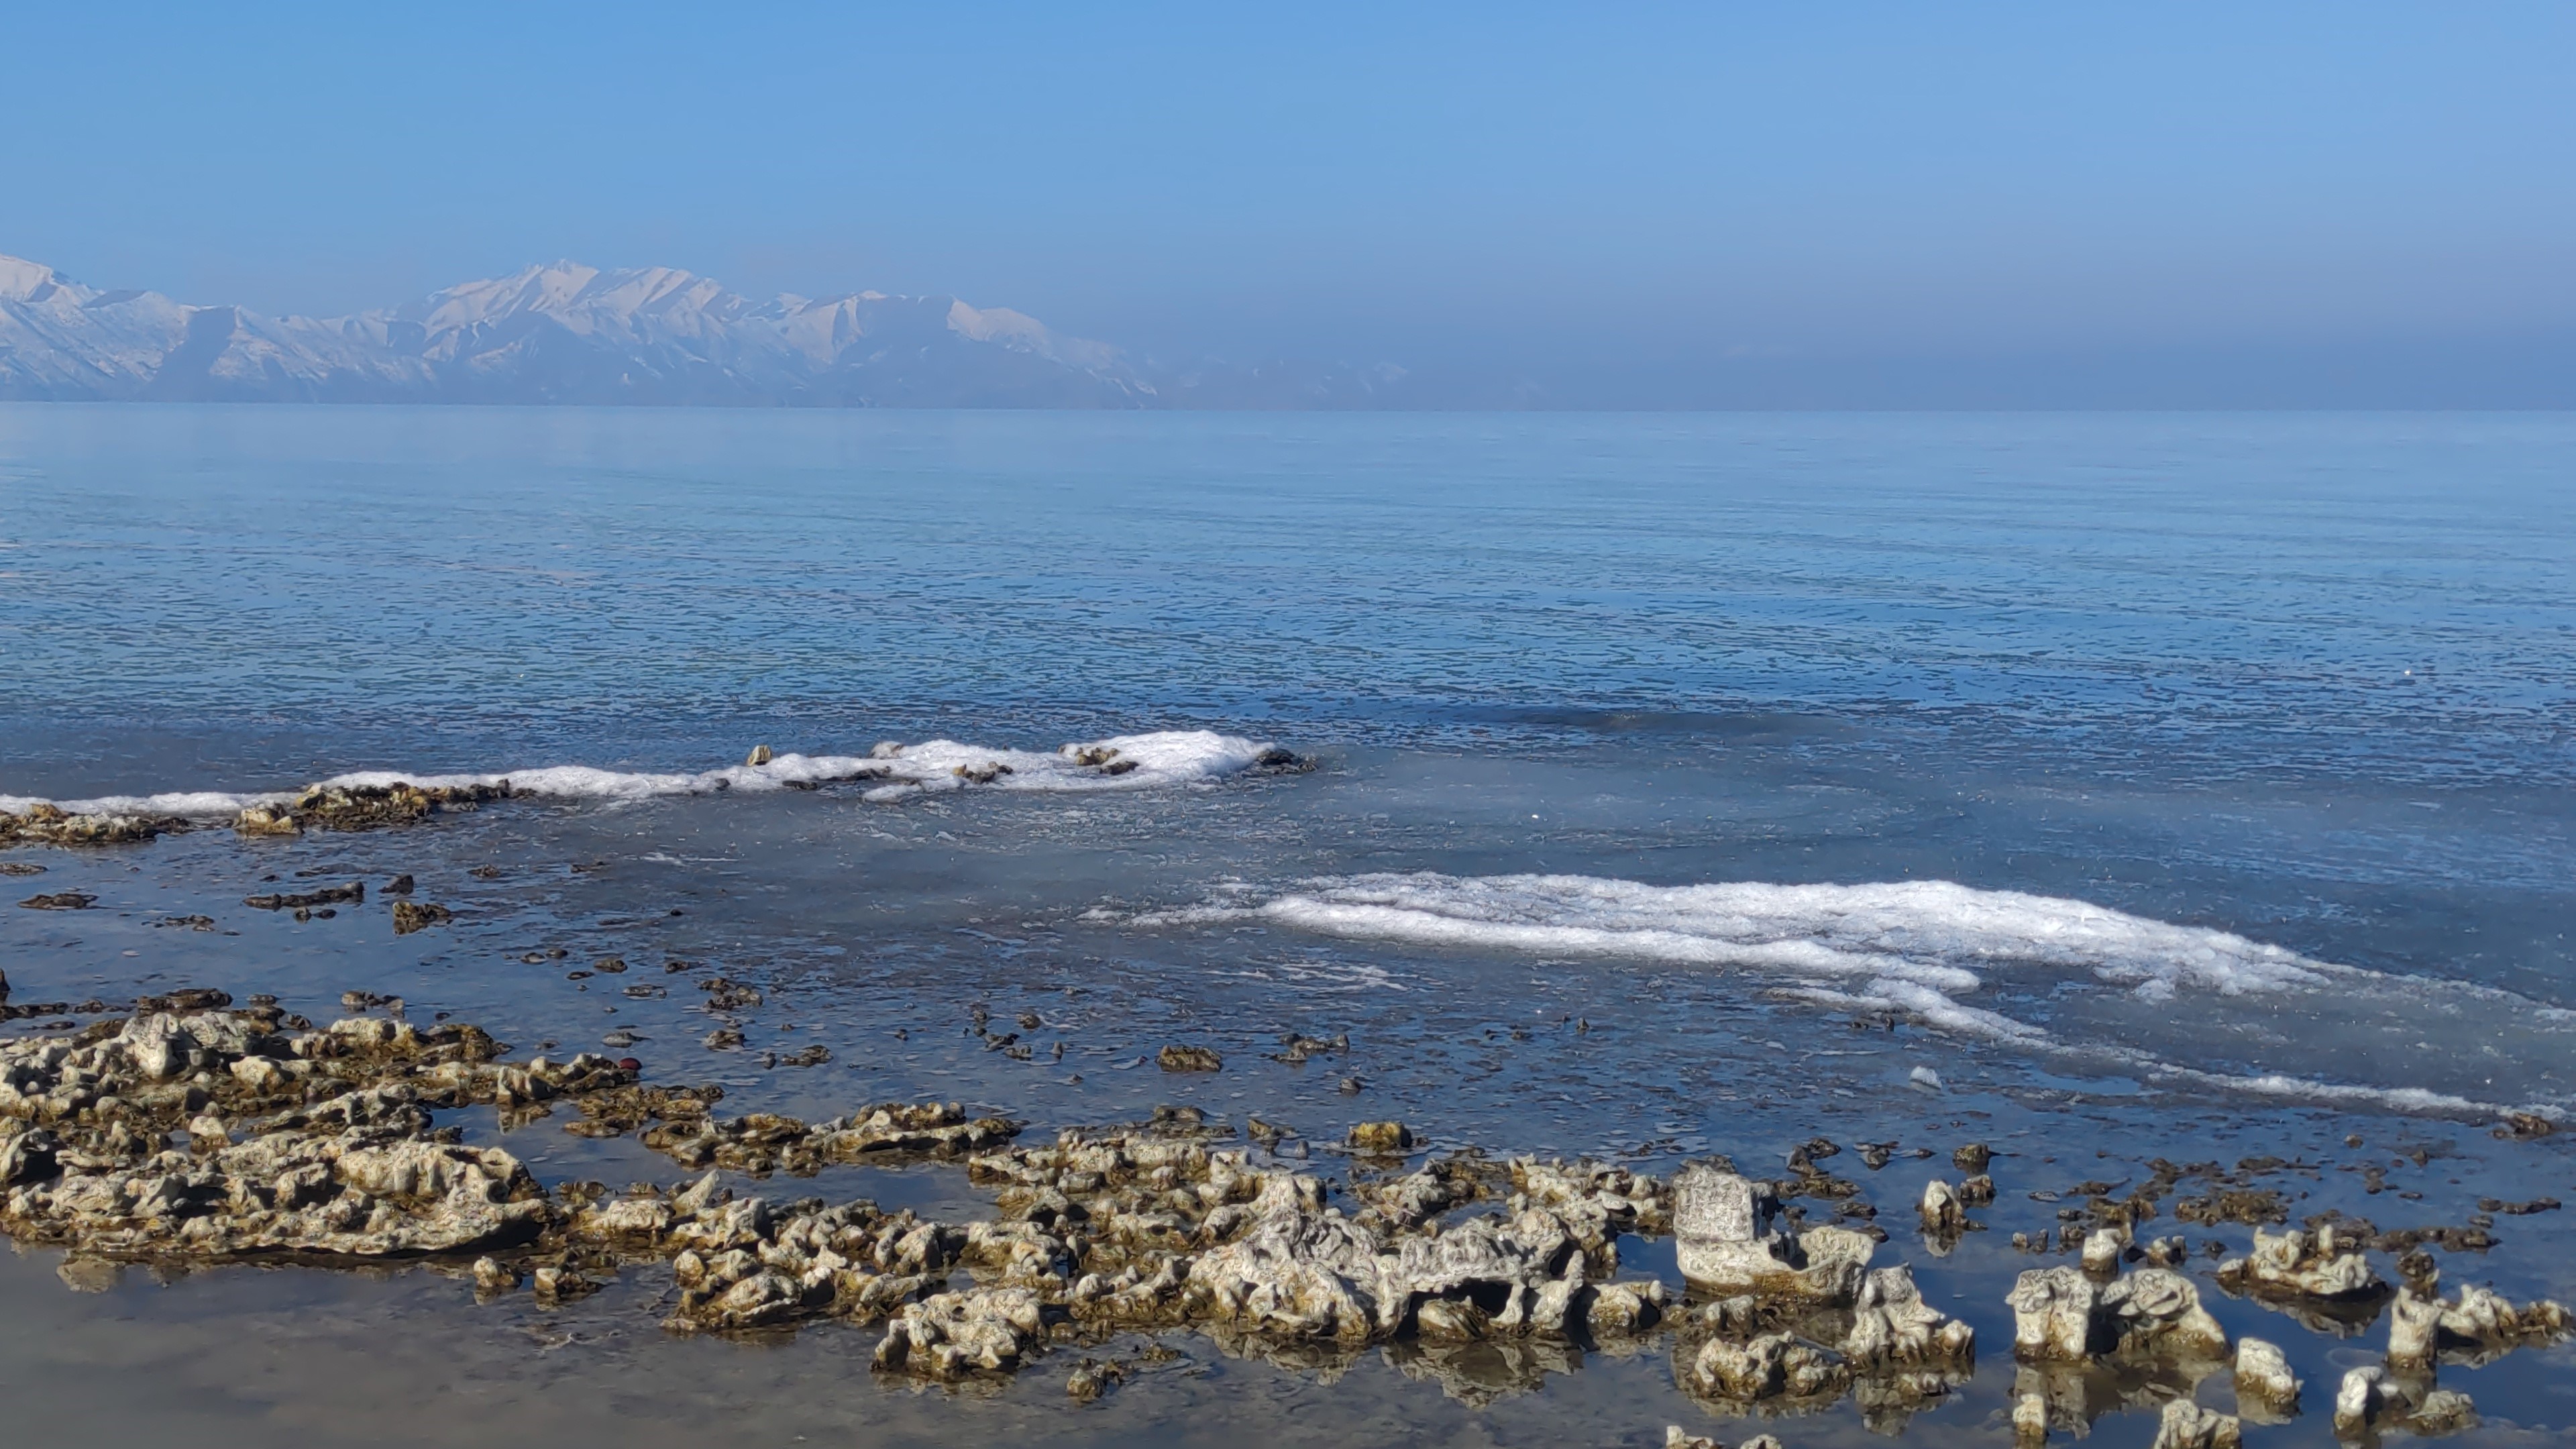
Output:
[2215,1224,2387,1301]
[2385,1282,2572,1366]
[1672,1165,1874,1302]
[0,1010,619,1258]
[1845,1266,1976,1368]
[2149,1399,2242,1449]
[2231,1336,2300,1419]
[2006,1265,2228,1362]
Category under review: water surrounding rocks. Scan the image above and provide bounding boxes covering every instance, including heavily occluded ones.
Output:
[0,930,2568,1449]
[5,752,2576,1443]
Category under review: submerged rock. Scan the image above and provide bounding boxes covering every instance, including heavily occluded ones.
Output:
[1350,1157,1481,1229]
[2149,1399,2241,1449]
[390,900,453,934]
[1064,1356,1129,1402]
[244,882,364,911]
[2409,1388,2481,1436]
[2012,1389,2050,1446]
[1346,1120,1414,1154]
[639,1100,1020,1175]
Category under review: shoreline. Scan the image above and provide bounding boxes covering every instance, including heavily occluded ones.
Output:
[4,987,2571,1446]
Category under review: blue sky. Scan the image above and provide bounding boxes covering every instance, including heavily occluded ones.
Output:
[9,2,2573,402]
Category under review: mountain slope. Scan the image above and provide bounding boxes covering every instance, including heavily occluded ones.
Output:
[0,255,1163,407]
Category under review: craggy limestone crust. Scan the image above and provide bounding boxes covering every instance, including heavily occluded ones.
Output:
[234,782,520,837]
[2334,1364,2480,1438]
[2385,1281,2571,1367]
[0,802,181,848]
[1673,1165,1876,1303]
[2149,1399,2242,1449]
[639,1100,1021,1174]
[2006,1264,2229,1362]
[0,778,517,855]
[3,996,2569,1438]
[2215,1223,2390,1302]
[2231,1336,2300,1419]
[0,1008,621,1258]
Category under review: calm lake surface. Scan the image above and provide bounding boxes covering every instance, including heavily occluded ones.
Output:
[2,406,2571,1446]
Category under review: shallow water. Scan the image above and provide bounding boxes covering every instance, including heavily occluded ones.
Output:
[3,406,2574,1443]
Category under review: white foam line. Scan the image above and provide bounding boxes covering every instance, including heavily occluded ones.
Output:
[2153,1066,2508,1120]
[1780,982,2522,1120]
[0,731,1278,819]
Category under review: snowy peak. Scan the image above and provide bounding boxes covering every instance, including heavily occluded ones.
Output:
[0,254,63,302]
[407,262,745,336]
[0,250,1417,408]
[945,299,1122,373]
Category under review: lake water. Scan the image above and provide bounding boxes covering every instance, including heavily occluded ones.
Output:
[3,405,2572,1446]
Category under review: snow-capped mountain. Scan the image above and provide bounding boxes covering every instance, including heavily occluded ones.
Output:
[0,254,1201,407]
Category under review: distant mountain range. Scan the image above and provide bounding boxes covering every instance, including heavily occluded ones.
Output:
[0,252,1413,408]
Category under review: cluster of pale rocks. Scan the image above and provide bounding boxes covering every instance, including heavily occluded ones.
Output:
[3,1003,2569,1446]
[0,780,517,850]
[1984,1201,2565,1446]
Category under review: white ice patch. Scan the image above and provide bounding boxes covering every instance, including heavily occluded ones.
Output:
[0,730,1276,818]
[1143,872,2332,1002]
[0,789,282,818]
[1134,870,2561,1124]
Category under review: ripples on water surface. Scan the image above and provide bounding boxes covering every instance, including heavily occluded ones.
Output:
[1,407,2571,1444]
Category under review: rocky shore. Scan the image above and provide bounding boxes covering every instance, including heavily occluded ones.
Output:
[3,991,2565,1446]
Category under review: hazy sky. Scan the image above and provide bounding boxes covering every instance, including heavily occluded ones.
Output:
[9,2,2573,403]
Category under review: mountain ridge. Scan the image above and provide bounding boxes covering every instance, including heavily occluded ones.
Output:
[0,253,1411,409]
